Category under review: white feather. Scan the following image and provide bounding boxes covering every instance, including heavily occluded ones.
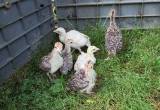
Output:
[67,30,90,48]
[49,51,63,74]
[84,69,97,94]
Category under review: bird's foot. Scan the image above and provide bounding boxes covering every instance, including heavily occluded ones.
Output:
[80,89,85,93]
[46,72,53,81]
[85,91,96,96]
[71,49,75,54]
[48,74,57,82]
[51,74,57,80]
[105,57,111,61]
[86,91,95,94]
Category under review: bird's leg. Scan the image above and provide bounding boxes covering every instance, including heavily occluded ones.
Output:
[86,84,95,94]
[46,72,52,81]
[80,88,86,93]
[74,63,78,72]
[105,50,116,60]
[105,57,110,61]
[71,49,75,54]
[86,91,95,94]
[105,51,112,60]
[78,48,82,54]
[51,73,57,80]
[112,51,116,57]
[112,49,117,57]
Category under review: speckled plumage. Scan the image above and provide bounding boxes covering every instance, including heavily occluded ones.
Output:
[60,42,73,75]
[54,27,91,53]
[39,53,51,71]
[68,69,89,91]
[105,9,122,57]
[69,61,97,94]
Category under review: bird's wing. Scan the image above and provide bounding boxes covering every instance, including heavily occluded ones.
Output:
[69,70,89,90]
[39,55,51,71]
[74,55,81,71]
[73,30,90,39]
[50,53,63,71]
[68,30,90,40]
[74,53,87,71]
[76,70,89,89]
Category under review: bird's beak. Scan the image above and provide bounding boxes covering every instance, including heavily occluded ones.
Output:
[53,29,58,33]
[96,48,100,51]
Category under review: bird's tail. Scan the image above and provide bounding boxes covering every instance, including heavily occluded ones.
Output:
[87,40,91,47]
[109,9,116,24]
[65,86,71,91]
[80,33,91,47]
[86,35,91,47]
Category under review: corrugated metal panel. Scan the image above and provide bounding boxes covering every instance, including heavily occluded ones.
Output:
[55,0,160,30]
[0,0,53,83]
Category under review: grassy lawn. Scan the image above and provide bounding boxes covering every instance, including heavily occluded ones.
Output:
[0,25,160,110]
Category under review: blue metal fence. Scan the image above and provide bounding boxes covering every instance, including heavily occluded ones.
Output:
[0,0,53,83]
[55,0,160,30]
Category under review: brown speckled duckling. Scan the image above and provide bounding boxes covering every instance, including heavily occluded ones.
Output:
[105,9,122,59]
[68,61,96,94]
[60,39,73,75]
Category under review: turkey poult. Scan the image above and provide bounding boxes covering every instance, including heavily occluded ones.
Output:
[39,42,63,81]
[60,39,73,75]
[53,27,91,53]
[68,61,96,94]
[74,46,100,72]
[105,9,122,59]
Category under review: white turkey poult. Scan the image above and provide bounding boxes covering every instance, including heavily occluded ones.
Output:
[39,42,63,81]
[74,46,100,72]
[53,27,91,53]
[68,61,97,94]
[60,39,73,75]
[105,9,122,59]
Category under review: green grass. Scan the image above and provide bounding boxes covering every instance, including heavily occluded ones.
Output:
[0,25,160,110]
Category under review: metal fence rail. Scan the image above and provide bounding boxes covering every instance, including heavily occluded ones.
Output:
[55,0,160,30]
